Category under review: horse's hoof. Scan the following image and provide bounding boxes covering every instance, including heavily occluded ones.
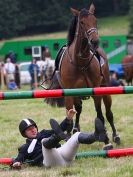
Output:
[103,143,113,150]
[113,135,121,145]
[81,96,90,100]
[73,128,79,134]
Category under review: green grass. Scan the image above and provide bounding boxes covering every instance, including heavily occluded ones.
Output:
[0,86,133,176]
[98,15,129,36]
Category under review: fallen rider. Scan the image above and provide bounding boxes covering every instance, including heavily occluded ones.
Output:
[12,109,107,169]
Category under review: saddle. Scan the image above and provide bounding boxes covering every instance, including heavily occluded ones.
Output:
[53,45,67,88]
[55,45,67,71]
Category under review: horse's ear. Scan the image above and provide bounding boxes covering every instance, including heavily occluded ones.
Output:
[70,8,79,16]
[89,3,95,14]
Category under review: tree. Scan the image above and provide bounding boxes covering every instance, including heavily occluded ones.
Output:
[0,0,130,39]
[112,0,129,15]
[0,0,20,38]
[128,0,133,36]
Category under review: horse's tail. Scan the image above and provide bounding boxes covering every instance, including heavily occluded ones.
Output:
[43,71,65,107]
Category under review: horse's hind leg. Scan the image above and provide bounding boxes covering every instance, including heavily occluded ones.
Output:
[73,98,82,133]
[93,96,113,150]
[103,95,120,145]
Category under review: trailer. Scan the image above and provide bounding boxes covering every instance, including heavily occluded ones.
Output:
[0,35,127,77]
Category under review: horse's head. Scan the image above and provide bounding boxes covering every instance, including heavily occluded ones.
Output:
[71,3,99,51]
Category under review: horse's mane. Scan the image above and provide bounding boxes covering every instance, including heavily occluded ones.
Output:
[67,9,88,46]
[67,16,78,46]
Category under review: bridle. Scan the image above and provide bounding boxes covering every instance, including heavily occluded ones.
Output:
[78,13,98,57]
[67,12,98,71]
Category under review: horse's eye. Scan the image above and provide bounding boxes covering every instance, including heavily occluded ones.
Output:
[81,21,84,25]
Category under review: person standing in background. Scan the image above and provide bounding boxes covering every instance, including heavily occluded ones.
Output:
[42,47,54,84]
[36,59,46,83]
[5,51,16,64]
[15,64,21,89]
[28,58,40,90]
[4,58,15,88]
[109,72,125,86]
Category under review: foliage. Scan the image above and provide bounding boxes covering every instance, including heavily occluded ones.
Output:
[128,0,133,36]
[0,0,130,39]
[0,0,20,38]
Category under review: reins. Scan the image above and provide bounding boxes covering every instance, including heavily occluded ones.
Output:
[40,68,56,90]
[67,46,96,72]
[40,9,99,89]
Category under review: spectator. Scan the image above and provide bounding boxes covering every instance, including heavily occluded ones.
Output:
[15,64,21,89]
[28,58,40,90]
[7,77,18,90]
[4,58,15,88]
[36,59,46,82]
[42,47,54,83]
[5,51,16,63]
[110,72,125,86]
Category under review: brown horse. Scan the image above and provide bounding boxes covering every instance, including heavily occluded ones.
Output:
[122,55,133,85]
[43,4,120,149]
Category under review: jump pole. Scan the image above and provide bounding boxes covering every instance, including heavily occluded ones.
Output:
[1,148,133,165]
[0,158,13,165]
[0,86,133,100]
[76,147,133,159]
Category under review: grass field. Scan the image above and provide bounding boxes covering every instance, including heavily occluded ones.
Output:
[98,15,129,36]
[0,15,132,176]
[0,85,133,176]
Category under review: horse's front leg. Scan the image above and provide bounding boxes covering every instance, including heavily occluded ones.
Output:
[92,96,113,150]
[73,97,82,133]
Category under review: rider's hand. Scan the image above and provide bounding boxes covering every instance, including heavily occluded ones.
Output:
[66,109,77,121]
[12,162,21,170]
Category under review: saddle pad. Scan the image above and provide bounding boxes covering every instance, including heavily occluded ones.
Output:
[58,47,67,70]
[90,50,105,67]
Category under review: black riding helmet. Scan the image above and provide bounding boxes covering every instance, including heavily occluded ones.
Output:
[19,118,38,137]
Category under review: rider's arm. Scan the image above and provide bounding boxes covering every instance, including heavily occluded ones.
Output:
[60,109,77,132]
[12,144,28,169]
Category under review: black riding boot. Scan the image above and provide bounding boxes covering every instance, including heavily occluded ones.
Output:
[42,134,62,149]
[78,133,96,144]
[43,118,67,149]
[78,117,107,144]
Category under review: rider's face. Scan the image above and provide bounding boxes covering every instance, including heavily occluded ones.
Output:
[25,125,38,138]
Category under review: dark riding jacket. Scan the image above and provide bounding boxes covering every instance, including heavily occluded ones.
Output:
[13,118,73,166]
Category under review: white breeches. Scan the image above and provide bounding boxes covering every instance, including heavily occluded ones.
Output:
[42,132,80,167]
